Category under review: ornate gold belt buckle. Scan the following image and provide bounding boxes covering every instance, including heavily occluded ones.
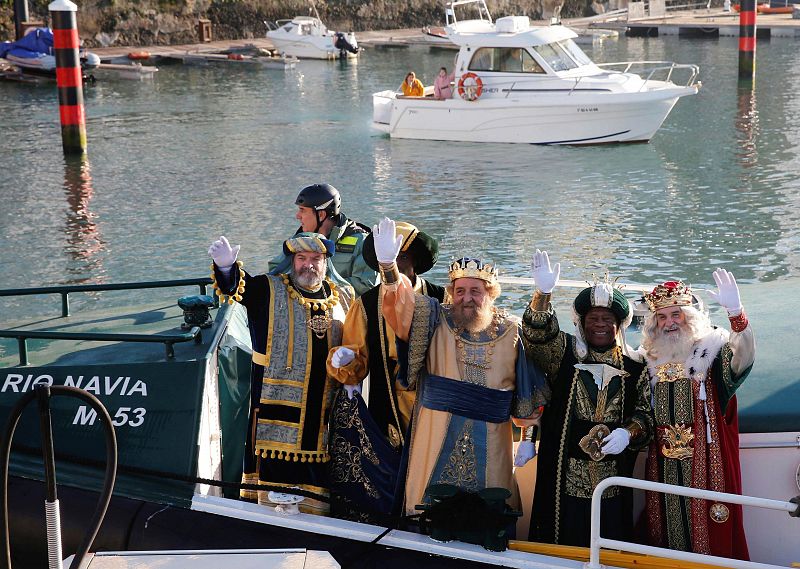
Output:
[660,423,694,459]
[579,424,611,462]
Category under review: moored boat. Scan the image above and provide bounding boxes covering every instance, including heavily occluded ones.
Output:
[372,0,699,145]
[265,15,359,60]
[0,27,99,79]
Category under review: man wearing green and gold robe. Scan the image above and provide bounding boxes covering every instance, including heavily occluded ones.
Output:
[209,232,354,515]
[522,250,653,547]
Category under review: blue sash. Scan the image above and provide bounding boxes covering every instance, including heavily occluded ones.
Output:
[420,374,513,424]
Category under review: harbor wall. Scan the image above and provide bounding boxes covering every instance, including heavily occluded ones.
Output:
[0,0,599,46]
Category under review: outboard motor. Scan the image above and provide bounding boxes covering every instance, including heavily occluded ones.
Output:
[334,32,358,58]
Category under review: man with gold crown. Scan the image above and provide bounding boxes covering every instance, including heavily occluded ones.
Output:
[208,232,354,515]
[325,221,445,522]
[640,270,754,560]
[521,250,653,547]
[370,217,548,522]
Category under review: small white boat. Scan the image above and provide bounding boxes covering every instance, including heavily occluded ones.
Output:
[266,16,358,60]
[372,0,700,145]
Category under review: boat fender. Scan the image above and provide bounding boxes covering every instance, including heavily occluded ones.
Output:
[227,53,244,60]
[128,51,151,60]
[458,72,483,101]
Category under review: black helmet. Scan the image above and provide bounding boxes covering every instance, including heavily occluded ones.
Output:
[295,183,341,217]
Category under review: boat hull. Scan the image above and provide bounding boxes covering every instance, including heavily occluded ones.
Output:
[266,38,358,60]
[372,86,698,145]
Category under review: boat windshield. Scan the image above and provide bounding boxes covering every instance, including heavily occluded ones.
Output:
[533,42,581,72]
[469,47,545,73]
[558,39,592,66]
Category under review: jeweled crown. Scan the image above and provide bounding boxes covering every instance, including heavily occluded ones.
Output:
[644,281,693,311]
[448,257,498,284]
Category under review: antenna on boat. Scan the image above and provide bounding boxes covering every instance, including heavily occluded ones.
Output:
[309,0,322,21]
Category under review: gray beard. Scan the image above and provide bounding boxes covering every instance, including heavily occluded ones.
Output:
[451,302,494,334]
[293,267,323,291]
[647,327,697,365]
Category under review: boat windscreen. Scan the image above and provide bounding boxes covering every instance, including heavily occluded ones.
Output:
[558,39,592,66]
[533,42,580,72]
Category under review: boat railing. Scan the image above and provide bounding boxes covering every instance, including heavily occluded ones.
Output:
[0,278,214,365]
[445,0,493,27]
[587,476,800,569]
[0,277,214,318]
[595,60,700,89]
[0,326,203,366]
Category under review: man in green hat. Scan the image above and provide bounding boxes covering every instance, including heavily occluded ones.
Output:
[521,250,653,547]
[326,221,445,522]
[208,232,354,516]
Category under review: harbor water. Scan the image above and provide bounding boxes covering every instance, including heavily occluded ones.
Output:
[1,36,800,320]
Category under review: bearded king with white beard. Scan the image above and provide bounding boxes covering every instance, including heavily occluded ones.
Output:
[208,232,354,515]
[372,218,548,518]
[640,272,754,560]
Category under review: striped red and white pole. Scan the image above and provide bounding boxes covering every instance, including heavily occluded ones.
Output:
[738,0,756,81]
[49,0,87,155]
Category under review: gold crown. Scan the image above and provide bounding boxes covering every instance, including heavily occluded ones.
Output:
[644,281,693,311]
[448,258,498,284]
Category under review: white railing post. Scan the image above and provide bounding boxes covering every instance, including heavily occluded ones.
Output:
[586,476,800,569]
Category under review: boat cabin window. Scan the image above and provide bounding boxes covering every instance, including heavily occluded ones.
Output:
[558,39,592,66]
[300,24,312,35]
[533,42,580,72]
[468,47,545,73]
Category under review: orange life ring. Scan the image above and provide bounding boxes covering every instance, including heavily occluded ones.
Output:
[127,51,150,60]
[458,72,483,102]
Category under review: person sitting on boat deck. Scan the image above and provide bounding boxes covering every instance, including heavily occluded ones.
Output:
[209,233,355,515]
[400,71,425,97]
[326,221,446,523]
[434,67,455,100]
[371,217,548,522]
[521,250,653,547]
[268,183,376,297]
[639,272,754,560]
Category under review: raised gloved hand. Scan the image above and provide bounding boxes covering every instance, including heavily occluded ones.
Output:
[514,441,536,467]
[601,427,630,455]
[707,268,742,314]
[372,217,403,264]
[208,236,240,270]
[344,383,362,400]
[530,249,560,294]
[331,347,355,368]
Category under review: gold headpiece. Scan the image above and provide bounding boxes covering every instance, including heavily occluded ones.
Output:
[644,281,693,311]
[448,257,498,284]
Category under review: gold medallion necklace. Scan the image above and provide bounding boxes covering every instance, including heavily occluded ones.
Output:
[452,309,503,385]
[280,274,340,339]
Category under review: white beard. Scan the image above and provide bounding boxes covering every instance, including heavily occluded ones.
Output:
[646,327,698,366]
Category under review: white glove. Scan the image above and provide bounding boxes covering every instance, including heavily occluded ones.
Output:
[514,441,536,467]
[372,217,403,264]
[707,268,742,314]
[601,427,630,455]
[208,236,241,270]
[530,249,560,294]
[344,383,362,400]
[331,347,355,368]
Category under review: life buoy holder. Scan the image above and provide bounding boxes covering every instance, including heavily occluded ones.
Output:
[458,72,483,102]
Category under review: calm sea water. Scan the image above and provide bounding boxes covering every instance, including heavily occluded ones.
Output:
[1,36,799,318]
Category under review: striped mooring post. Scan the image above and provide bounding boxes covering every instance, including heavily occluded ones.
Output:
[738,0,756,81]
[49,0,87,155]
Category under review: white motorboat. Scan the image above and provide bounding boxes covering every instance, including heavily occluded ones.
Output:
[266,16,359,60]
[372,0,700,145]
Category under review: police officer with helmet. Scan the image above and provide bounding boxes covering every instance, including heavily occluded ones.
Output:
[269,183,376,297]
